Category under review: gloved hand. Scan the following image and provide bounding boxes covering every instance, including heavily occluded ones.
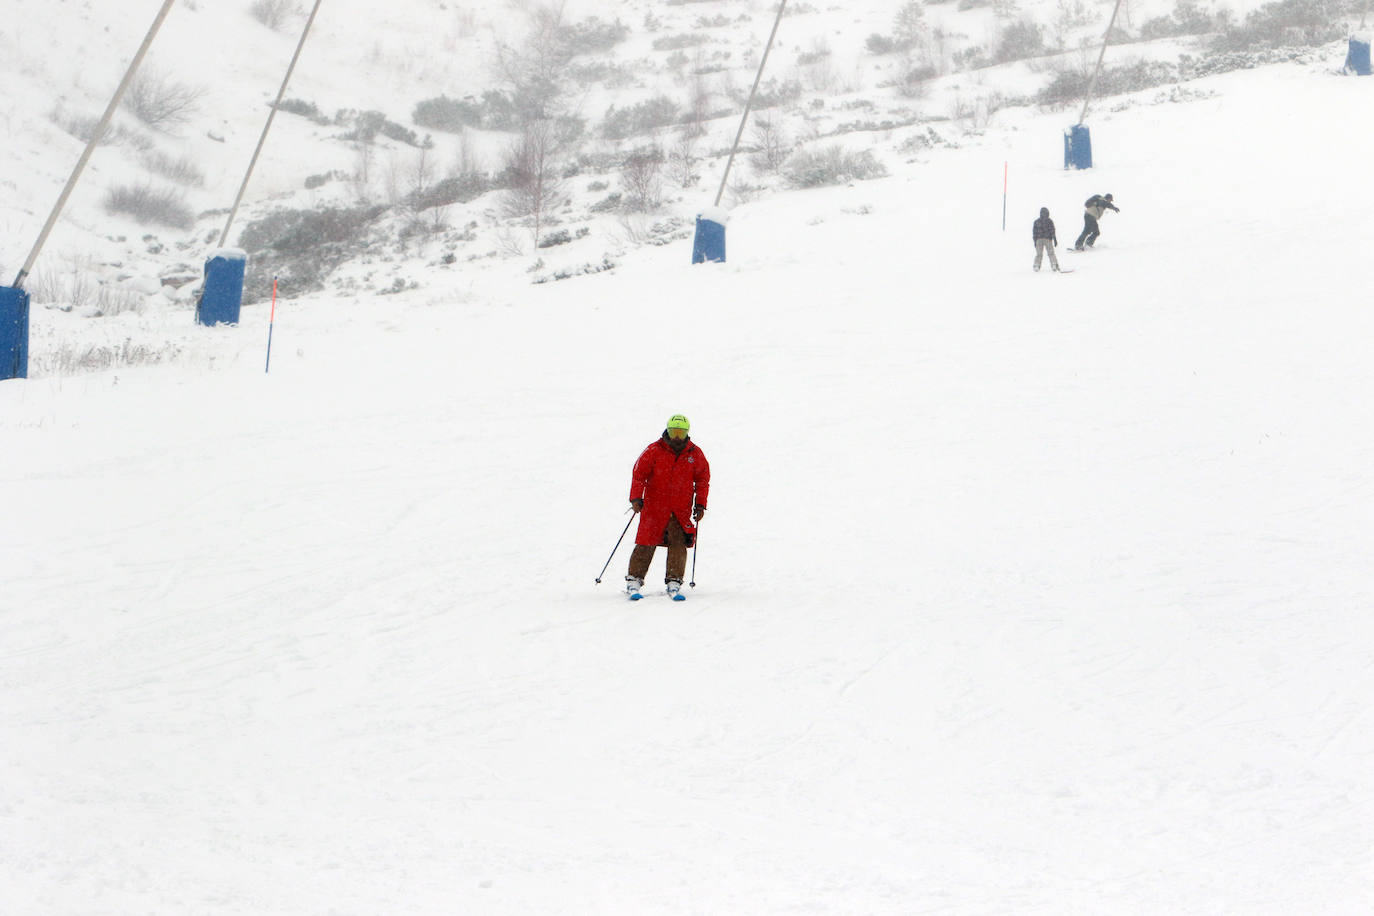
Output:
[692,505,706,522]
[630,498,643,513]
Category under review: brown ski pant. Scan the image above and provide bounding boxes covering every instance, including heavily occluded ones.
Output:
[628,516,689,583]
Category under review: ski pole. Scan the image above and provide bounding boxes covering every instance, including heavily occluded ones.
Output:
[689,522,699,588]
[595,512,635,584]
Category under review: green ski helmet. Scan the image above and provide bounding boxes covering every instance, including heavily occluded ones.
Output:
[666,414,690,432]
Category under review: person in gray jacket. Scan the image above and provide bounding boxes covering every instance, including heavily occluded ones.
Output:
[1073,193,1118,250]
[1032,207,1059,272]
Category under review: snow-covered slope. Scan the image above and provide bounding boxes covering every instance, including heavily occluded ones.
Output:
[3,0,1300,311]
[5,37,1374,912]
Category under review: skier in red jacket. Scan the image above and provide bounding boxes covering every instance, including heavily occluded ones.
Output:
[625,414,710,600]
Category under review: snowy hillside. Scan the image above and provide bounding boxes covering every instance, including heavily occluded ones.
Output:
[5,0,1374,914]
[0,0,1332,323]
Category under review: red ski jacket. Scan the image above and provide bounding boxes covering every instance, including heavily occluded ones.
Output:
[629,436,710,546]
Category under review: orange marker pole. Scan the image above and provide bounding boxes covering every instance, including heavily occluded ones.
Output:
[264,276,278,373]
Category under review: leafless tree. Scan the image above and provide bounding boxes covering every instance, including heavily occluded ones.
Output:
[682,65,713,138]
[500,119,568,248]
[620,146,664,212]
[750,115,792,174]
[493,1,575,124]
[351,141,376,203]
[667,131,701,189]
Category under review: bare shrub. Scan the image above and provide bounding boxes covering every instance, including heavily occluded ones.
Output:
[92,284,147,316]
[602,96,680,140]
[32,339,184,376]
[500,119,569,248]
[494,226,527,257]
[350,141,376,203]
[798,38,841,91]
[493,3,576,125]
[867,1,925,53]
[950,93,1005,131]
[1210,0,1341,50]
[250,0,300,31]
[237,204,386,302]
[27,265,146,316]
[741,78,803,110]
[338,110,423,147]
[892,51,938,98]
[952,44,990,70]
[667,132,701,188]
[564,16,631,53]
[682,67,713,137]
[726,177,765,207]
[413,95,484,133]
[141,149,206,187]
[995,19,1046,63]
[894,0,926,44]
[277,98,331,124]
[749,115,792,173]
[391,147,455,237]
[50,107,146,147]
[1037,59,1178,107]
[653,33,709,51]
[620,147,664,212]
[410,171,491,211]
[124,69,205,133]
[783,145,888,188]
[104,183,194,228]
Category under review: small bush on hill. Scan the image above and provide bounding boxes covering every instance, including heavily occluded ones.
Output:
[563,16,631,53]
[124,69,205,133]
[746,78,803,110]
[867,34,903,54]
[33,340,184,375]
[407,172,493,210]
[141,149,206,187]
[620,147,664,211]
[1037,60,1178,107]
[250,0,298,31]
[239,205,383,254]
[653,34,709,50]
[104,183,194,228]
[995,20,1046,63]
[339,110,424,147]
[277,98,331,124]
[783,146,888,188]
[413,96,484,133]
[1140,0,1229,38]
[237,204,386,302]
[1210,0,1350,50]
[602,96,680,139]
[50,107,145,147]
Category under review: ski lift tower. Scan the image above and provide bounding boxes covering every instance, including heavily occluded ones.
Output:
[1065,0,1126,170]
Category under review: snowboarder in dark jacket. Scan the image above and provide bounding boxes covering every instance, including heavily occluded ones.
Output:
[1032,207,1059,272]
[1073,193,1118,250]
